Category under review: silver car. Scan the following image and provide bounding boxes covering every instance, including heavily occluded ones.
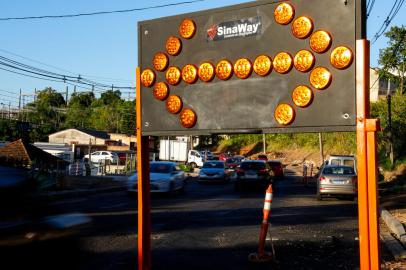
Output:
[316,165,357,200]
[127,162,186,194]
[198,161,231,182]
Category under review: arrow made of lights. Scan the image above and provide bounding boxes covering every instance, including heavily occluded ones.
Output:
[140,2,354,129]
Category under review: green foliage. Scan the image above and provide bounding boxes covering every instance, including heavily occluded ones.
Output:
[378,26,406,94]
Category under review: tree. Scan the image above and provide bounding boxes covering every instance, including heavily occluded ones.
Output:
[378,26,406,94]
[100,90,122,105]
[64,92,95,128]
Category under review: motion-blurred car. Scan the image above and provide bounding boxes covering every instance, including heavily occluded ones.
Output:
[84,151,118,164]
[267,160,284,179]
[127,161,186,194]
[198,161,231,182]
[316,165,357,200]
[0,165,91,247]
[235,160,273,190]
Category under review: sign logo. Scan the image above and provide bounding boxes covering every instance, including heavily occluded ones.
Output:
[207,16,262,41]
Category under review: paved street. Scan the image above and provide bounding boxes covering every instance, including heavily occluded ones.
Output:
[1,169,361,270]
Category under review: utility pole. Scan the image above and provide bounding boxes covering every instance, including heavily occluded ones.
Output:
[262,133,266,153]
[34,88,37,102]
[18,88,21,120]
[66,86,69,105]
[92,85,94,93]
[319,133,324,164]
[8,102,11,120]
[387,95,394,166]
[74,85,77,94]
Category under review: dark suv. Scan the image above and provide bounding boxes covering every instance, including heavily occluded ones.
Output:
[235,160,273,190]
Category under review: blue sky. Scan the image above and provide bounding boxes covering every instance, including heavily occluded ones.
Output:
[0,0,405,108]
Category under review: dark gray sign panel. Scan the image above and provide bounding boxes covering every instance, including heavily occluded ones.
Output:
[138,0,360,135]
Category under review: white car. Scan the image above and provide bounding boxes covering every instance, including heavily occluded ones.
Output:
[84,151,118,164]
[127,162,186,194]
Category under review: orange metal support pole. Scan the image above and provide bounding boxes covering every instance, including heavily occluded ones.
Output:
[136,67,152,270]
[366,119,381,269]
[356,39,370,270]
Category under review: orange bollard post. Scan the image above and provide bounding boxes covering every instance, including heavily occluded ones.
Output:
[249,184,274,263]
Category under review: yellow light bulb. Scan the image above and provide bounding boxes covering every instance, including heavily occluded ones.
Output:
[292,85,313,107]
[234,58,252,79]
[274,103,295,125]
[179,19,196,39]
[330,46,353,69]
[310,30,332,53]
[179,108,197,128]
[140,68,155,87]
[294,50,315,72]
[274,3,295,25]
[273,52,293,74]
[309,67,332,90]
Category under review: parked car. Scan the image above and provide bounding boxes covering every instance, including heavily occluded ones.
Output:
[235,160,273,190]
[267,160,284,179]
[316,165,357,200]
[84,151,118,164]
[257,154,268,161]
[225,157,241,170]
[127,161,186,194]
[198,161,231,182]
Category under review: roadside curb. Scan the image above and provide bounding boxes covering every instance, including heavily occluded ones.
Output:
[380,207,406,260]
[35,185,127,200]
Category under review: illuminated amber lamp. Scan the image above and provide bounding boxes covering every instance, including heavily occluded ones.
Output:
[274,3,295,25]
[179,108,197,128]
[310,67,332,90]
[274,103,295,125]
[294,50,315,72]
[253,55,272,76]
[234,58,252,79]
[310,30,332,53]
[166,66,181,85]
[292,85,313,107]
[198,62,215,82]
[291,16,313,39]
[273,52,293,74]
[182,64,198,84]
[179,19,196,39]
[166,95,183,114]
[330,46,353,69]
[166,36,182,56]
[215,60,233,80]
[140,68,155,87]
[153,82,169,101]
[152,52,169,72]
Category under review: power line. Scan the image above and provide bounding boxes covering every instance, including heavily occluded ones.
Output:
[0,55,135,89]
[0,0,204,21]
[0,48,135,83]
[370,0,405,44]
[366,0,375,18]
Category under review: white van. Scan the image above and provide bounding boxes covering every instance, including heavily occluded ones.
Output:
[326,155,357,173]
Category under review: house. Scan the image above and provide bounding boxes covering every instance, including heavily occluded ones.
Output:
[0,139,66,170]
[370,68,398,102]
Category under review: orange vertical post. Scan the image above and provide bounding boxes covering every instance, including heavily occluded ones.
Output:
[136,67,152,270]
[366,119,381,269]
[356,39,370,270]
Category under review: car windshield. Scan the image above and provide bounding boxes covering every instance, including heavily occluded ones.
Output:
[203,162,224,168]
[150,163,172,173]
[241,162,265,170]
[323,166,355,175]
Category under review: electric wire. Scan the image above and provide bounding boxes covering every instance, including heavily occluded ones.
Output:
[371,0,405,44]
[0,0,204,21]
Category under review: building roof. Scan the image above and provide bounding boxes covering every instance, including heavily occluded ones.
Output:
[76,128,110,139]
[49,128,110,140]
[0,139,65,166]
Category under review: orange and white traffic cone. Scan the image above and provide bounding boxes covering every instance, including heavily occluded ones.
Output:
[248,184,275,263]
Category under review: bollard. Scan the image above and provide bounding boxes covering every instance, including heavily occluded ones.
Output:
[248,184,275,263]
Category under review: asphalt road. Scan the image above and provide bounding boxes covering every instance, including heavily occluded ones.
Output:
[1,169,361,270]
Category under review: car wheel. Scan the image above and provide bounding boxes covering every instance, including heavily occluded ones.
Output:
[179,182,185,194]
[168,182,176,196]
